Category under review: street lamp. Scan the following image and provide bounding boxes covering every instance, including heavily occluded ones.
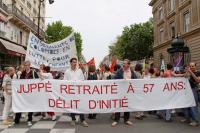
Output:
[38,0,54,39]
[167,36,190,72]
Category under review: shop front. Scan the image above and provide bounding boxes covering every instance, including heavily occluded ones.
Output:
[0,38,26,69]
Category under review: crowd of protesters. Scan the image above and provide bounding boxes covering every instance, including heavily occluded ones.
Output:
[0,58,200,128]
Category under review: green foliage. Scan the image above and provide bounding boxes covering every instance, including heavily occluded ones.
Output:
[45,21,83,60]
[109,18,154,60]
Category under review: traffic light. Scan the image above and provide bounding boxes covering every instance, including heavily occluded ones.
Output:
[49,0,54,4]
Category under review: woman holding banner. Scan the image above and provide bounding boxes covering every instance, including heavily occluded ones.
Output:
[162,63,184,122]
[40,66,57,121]
[134,63,145,120]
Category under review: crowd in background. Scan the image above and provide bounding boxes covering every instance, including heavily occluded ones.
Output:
[0,58,200,127]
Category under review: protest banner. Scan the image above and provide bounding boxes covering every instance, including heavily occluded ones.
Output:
[25,32,77,72]
[12,78,195,113]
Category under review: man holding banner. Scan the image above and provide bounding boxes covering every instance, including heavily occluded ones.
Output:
[112,59,137,127]
[182,62,200,127]
[64,58,89,127]
[13,61,39,127]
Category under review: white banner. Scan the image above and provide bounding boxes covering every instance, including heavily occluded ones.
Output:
[25,32,77,72]
[12,78,195,113]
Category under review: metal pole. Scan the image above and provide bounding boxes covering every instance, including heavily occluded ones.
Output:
[38,0,44,38]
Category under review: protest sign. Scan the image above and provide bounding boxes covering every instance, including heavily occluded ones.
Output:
[12,78,195,113]
[25,32,77,71]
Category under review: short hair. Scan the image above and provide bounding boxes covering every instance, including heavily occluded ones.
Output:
[124,59,131,65]
[24,61,31,65]
[70,58,77,63]
[45,66,51,73]
[6,67,15,74]
[135,63,143,72]
[88,65,96,72]
[166,63,173,70]
[190,62,197,66]
[114,64,121,71]
[149,68,155,74]
[104,65,110,71]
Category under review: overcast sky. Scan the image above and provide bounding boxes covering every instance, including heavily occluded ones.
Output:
[46,0,152,66]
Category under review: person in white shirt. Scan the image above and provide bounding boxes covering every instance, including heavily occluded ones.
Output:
[64,58,88,127]
[40,66,53,79]
[2,67,17,125]
[40,66,56,121]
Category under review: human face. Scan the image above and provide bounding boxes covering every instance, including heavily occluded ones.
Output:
[123,60,130,70]
[10,68,15,76]
[40,64,45,70]
[8,67,15,76]
[189,63,196,72]
[24,62,31,71]
[70,59,77,70]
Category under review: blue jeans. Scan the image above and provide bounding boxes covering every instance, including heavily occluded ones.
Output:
[183,89,199,122]
[157,110,171,121]
[165,110,172,121]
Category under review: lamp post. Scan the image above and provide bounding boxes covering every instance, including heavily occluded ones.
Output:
[37,0,54,39]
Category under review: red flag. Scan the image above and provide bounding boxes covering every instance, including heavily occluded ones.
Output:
[79,63,87,68]
[87,58,95,66]
[110,58,117,72]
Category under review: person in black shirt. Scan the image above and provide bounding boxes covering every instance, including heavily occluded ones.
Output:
[183,62,200,127]
[87,66,98,119]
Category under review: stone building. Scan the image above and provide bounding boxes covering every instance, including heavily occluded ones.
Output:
[149,0,200,68]
[0,0,46,68]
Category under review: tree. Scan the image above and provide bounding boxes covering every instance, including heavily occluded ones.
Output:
[109,18,154,61]
[45,21,83,60]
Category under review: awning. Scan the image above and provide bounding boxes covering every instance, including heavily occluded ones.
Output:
[0,38,26,57]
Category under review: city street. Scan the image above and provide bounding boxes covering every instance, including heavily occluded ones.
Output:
[0,0,200,133]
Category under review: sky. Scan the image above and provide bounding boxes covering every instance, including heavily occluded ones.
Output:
[46,0,152,66]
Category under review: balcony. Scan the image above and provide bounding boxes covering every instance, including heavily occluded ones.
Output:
[6,4,45,38]
[0,0,8,13]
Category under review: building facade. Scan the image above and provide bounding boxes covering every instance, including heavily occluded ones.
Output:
[149,0,200,69]
[0,0,46,68]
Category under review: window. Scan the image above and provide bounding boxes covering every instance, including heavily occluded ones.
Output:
[168,0,174,12]
[33,18,35,23]
[42,3,45,8]
[14,29,17,40]
[0,22,6,37]
[33,8,37,15]
[27,2,32,9]
[0,22,6,32]
[42,18,45,23]
[11,31,14,40]
[159,6,164,20]
[179,0,186,4]
[20,31,22,44]
[170,22,175,38]
[160,28,164,43]
[183,11,190,32]
[20,6,23,12]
